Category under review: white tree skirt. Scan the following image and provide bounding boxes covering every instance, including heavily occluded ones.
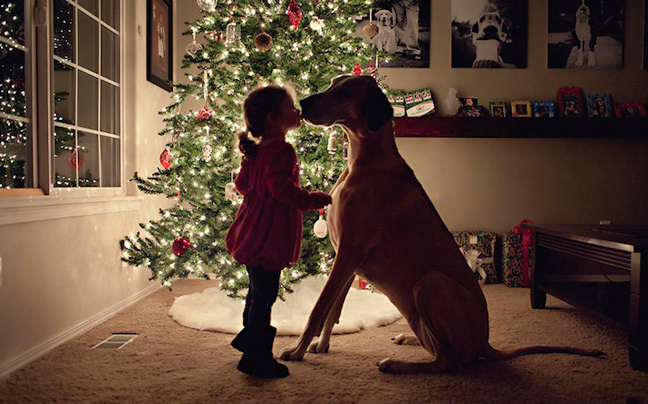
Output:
[169,276,402,336]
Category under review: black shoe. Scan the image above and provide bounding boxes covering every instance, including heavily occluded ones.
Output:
[231,329,248,353]
[237,353,289,378]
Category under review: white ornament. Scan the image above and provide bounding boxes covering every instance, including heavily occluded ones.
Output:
[197,0,217,12]
[327,132,336,153]
[202,144,213,162]
[225,182,238,202]
[310,17,325,35]
[444,87,461,116]
[314,215,328,238]
[225,22,241,46]
[186,41,203,57]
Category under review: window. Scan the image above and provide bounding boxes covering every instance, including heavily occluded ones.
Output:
[0,0,121,193]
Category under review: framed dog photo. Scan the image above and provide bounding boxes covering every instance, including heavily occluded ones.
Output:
[532,102,555,117]
[451,0,528,68]
[355,1,431,68]
[147,0,173,91]
[586,93,612,117]
[489,102,508,117]
[557,86,585,117]
[511,101,532,117]
[548,0,624,69]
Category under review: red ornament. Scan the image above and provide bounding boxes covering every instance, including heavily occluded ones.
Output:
[196,105,213,121]
[68,150,83,169]
[287,0,302,29]
[160,148,173,169]
[172,236,194,257]
[352,62,362,75]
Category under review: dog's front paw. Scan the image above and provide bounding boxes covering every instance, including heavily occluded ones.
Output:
[279,346,305,361]
[378,358,398,373]
[392,333,420,346]
[307,339,330,354]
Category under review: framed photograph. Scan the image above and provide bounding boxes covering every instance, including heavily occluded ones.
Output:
[557,86,585,117]
[511,101,532,117]
[489,102,508,117]
[355,1,431,68]
[457,105,487,117]
[548,0,624,69]
[532,102,555,117]
[586,93,612,117]
[147,0,173,91]
[459,96,479,107]
[614,102,647,117]
[451,0,528,68]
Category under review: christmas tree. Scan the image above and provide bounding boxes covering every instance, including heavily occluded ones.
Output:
[120,0,385,298]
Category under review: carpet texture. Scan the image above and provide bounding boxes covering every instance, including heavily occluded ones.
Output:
[1,280,647,404]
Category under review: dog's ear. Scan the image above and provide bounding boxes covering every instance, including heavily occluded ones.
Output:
[364,85,393,132]
[472,22,479,34]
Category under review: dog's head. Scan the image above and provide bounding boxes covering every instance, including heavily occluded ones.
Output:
[576,1,590,23]
[300,75,393,133]
[374,9,395,28]
[471,8,508,42]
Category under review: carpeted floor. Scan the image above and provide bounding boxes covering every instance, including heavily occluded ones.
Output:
[1,280,647,404]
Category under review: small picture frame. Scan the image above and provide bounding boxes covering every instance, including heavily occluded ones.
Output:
[586,93,612,117]
[511,101,532,117]
[147,0,173,92]
[489,102,508,117]
[557,86,584,117]
[614,102,647,117]
[532,102,555,117]
[456,105,487,118]
[459,97,479,107]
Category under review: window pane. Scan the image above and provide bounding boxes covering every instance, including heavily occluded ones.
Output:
[101,81,119,135]
[0,118,28,188]
[78,11,99,73]
[101,0,120,30]
[77,71,98,129]
[0,43,26,118]
[100,137,120,187]
[78,0,98,16]
[53,60,76,125]
[101,26,119,82]
[53,126,77,187]
[78,131,99,187]
[1,0,25,45]
[54,0,75,62]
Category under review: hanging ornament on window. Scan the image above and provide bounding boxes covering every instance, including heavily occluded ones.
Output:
[172,236,194,257]
[160,148,173,169]
[363,10,379,39]
[309,16,325,35]
[186,29,203,57]
[254,31,273,51]
[327,131,336,153]
[313,209,328,238]
[352,62,362,75]
[287,0,302,29]
[225,21,241,46]
[197,0,217,13]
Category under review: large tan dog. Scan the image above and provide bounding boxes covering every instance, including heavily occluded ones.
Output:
[280,75,603,373]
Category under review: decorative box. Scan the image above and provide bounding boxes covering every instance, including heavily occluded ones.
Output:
[387,90,406,118]
[501,220,533,287]
[405,88,435,117]
[452,231,498,284]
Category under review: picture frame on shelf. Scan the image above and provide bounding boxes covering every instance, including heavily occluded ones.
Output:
[457,105,487,117]
[557,86,585,117]
[489,102,508,117]
[511,101,532,117]
[586,93,613,117]
[459,97,479,107]
[532,102,555,117]
[614,102,647,117]
[147,0,173,92]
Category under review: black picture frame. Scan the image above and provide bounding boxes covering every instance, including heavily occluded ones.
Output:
[147,0,173,91]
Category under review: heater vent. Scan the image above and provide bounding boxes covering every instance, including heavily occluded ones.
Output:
[92,333,138,349]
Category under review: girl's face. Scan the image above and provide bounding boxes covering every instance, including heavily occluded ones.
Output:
[272,95,302,133]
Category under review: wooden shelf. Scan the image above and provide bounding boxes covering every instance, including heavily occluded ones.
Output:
[393,116,648,138]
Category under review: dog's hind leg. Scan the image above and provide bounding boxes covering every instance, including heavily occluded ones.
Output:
[308,275,355,353]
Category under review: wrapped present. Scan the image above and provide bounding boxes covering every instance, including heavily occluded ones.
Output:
[452,231,498,284]
[501,220,533,287]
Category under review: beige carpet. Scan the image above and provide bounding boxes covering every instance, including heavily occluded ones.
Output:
[1,280,647,404]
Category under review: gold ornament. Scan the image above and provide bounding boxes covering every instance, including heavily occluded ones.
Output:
[363,22,379,39]
[254,32,273,51]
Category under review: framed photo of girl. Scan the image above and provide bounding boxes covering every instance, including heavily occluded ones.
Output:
[147,0,173,91]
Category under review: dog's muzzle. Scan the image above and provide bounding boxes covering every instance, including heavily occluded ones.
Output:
[299,96,326,126]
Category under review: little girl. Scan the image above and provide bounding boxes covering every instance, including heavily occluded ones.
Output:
[225,85,332,378]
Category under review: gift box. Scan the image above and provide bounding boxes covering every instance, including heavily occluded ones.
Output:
[500,220,533,287]
[452,231,498,284]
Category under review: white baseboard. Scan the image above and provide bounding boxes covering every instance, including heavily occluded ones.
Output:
[0,282,162,379]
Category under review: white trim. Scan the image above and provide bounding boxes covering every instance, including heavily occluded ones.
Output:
[0,282,161,380]
[0,195,142,225]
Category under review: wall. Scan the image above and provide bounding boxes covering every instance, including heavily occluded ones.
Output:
[0,0,173,377]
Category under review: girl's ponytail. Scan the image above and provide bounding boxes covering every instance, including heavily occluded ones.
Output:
[237,130,258,157]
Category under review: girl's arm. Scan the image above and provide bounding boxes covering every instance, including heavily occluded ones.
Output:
[234,159,251,195]
[265,145,331,210]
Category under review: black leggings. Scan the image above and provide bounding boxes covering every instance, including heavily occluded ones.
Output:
[242,264,280,330]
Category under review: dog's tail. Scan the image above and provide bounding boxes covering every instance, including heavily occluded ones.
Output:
[485,345,605,361]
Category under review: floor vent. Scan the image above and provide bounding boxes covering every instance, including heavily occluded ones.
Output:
[92,333,138,349]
